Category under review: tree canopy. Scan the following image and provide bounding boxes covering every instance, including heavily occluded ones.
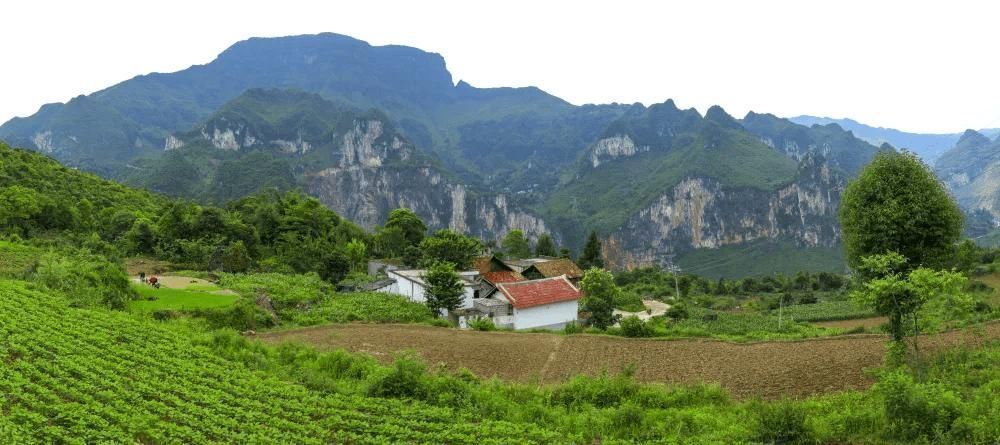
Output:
[534,233,557,257]
[424,261,465,316]
[419,229,482,270]
[501,230,531,259]
[579,268,620,329]
[840,151,962,270]
[578,231,604,269]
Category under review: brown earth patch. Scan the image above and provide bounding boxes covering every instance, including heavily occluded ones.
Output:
[813,317,889,330]
[125,258,173,276]
[258,322,1000,399]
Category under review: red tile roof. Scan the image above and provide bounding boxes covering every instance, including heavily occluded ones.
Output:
[483,270,526,284]
[496,276,581,309]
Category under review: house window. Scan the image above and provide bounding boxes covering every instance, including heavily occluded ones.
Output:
[507,304,513,316]
[474,290,480,299]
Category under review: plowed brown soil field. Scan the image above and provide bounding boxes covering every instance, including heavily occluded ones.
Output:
[258,322,1000,399]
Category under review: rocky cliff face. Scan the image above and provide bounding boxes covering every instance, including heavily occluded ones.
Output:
[604,154,842,269]
[936,130,1000,219]
[305,116,550,243]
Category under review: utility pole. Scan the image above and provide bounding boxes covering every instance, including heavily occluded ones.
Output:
[664,254,681,299]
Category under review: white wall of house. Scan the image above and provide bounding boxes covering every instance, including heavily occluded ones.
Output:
[512,300,579,330]
[385,270,478,309]
[386,270,428,303]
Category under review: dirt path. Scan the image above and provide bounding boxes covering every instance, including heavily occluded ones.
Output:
[258,322,1000,399]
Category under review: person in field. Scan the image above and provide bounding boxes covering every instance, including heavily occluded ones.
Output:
[148,276,159,288]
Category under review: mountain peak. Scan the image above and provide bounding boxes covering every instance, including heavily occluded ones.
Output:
[957,129,991,148]
[704,105,742,130]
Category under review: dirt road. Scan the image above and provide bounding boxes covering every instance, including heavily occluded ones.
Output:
[258,322,1000,399]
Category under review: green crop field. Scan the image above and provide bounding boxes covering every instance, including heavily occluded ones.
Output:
[778,300,876,322]
[0,280,564,443]
[128,285,240,312]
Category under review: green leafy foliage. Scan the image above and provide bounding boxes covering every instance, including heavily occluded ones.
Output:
[840,151,963,270]
[425,261,465,316]
[500,229,531,259]
[580,268,620,329]
[419,229,481,270]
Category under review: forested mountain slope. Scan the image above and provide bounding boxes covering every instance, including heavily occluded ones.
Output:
[1,33,887,271]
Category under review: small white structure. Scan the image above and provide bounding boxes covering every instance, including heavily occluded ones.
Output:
[490,275,581,330]
[385,269,482,310]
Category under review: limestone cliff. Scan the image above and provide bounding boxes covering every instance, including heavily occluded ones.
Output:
[604,154,842,269]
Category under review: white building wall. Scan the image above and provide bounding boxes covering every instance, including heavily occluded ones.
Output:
[386,270,477,309]
[512,300,579,330]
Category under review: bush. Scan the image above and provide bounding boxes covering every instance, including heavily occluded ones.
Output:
[665,304,689,320]
[468,317,496,331]
[563,321,584,334]
[875,371,963,441]
[152,309,180,321]
[367,354,430,400]
[754,400,810,444]
[620,316,654,338]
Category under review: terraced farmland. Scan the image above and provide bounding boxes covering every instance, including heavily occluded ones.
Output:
[261,322,1000,399]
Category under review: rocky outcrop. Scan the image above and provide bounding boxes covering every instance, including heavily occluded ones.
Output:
[590,135,649,167]
[605,155,842,269]
[935,130,1000,219]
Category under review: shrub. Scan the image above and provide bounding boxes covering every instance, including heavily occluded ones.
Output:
[875,371,963,441]
[754,400,810,444]
[152,309,180,321]
[665,304,689,320]
[367,354,430,400]
[620,316,654,338]
[468,317,497,331]
[563,321,584,334]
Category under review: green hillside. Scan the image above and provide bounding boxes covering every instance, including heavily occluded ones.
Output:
[544,121,798,239]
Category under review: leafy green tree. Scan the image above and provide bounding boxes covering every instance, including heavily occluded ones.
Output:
[125,218,157,255]
[579,268,621,329]
[385,208,427,247]
[559,247,571,259]
[840,151,962,270]
[534,233,557,257]
[345,239,367,273]
[501,230,531,259]
[578,231,604,269]
[424,261,465,316]
[0,185,42,234]
[419,229,481,270]
[220,240,253,273]
[373,225,408,258]
[851,252,966,348]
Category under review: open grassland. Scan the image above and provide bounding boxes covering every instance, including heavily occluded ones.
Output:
[260,322,1000,399]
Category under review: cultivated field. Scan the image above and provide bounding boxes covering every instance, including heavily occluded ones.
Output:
[260,322,1000,399]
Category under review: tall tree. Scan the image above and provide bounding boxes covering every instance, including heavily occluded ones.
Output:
[851,252,967,353]
[501,230,531,259]
[345,239,367,273]
[424,261,465,316]
[840,151,962,270]
[419,229,482,270]
[534,233,557,257]
[579,268,621,329]
[385,208,427,247]
[578,231,604,269]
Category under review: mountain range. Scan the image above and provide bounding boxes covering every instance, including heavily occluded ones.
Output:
[0,32,933,277]
[789,115,1000,164]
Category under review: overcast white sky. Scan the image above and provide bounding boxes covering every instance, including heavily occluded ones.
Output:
[2,0,998,133]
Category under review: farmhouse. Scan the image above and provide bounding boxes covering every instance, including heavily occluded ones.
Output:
[374,254,585,330]
[383,269,484,311]
[483,276,582,330]
[521,258,584,284]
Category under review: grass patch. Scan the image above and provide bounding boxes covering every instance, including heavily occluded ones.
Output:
[129,284,239,312]
[777,300,875,322]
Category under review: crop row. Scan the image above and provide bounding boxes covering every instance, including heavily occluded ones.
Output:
[0,280,566,444]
